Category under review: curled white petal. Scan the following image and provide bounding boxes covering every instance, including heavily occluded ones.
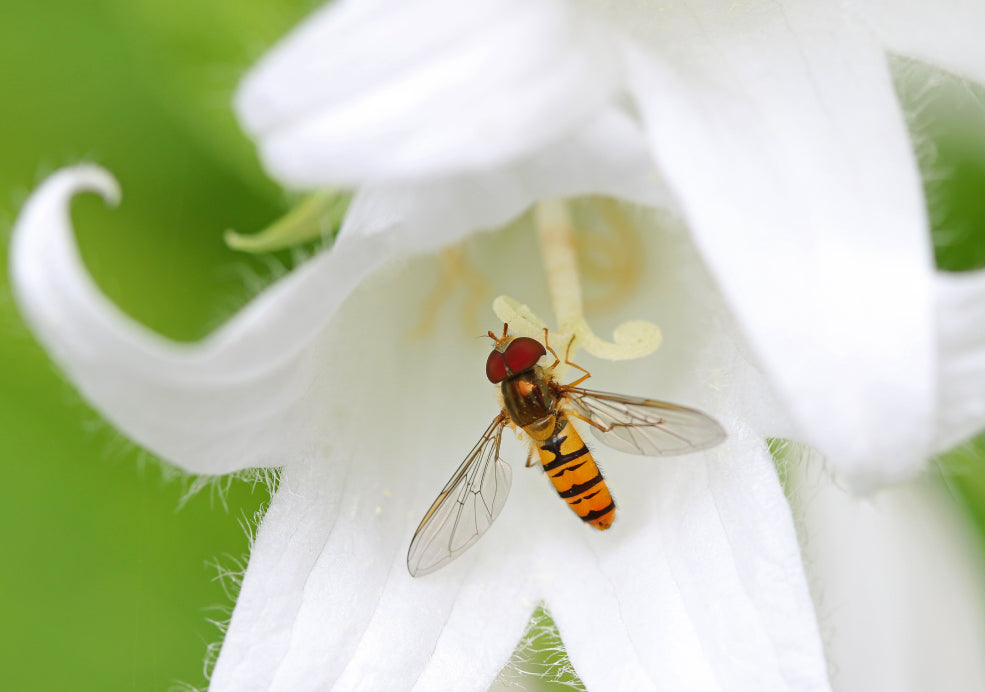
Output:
[622,3,934,491]
[10,166,388,474]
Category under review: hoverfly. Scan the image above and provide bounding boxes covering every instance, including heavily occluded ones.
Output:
[406,324,726,577]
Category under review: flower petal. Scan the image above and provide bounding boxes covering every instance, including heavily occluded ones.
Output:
[212,204,825,690]
[339,106,669,254]
[209,260,549,690]
[9,165,389,475]
[791,455,985,691]
[596,430,829,691]
[543,212,827,690]
[856,0,985,86]
[934,269,985,451]
[405,522,549,690]
[622,3,934,491]
[236,0,620,186]
[539,435,828,691]
[543,547,664,690]
[212,451,545,691]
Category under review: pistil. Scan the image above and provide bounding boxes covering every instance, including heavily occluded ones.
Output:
[494,199,662,368]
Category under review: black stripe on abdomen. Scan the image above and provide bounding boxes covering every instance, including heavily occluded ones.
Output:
[582,501,616,523]
[558,473,603,499]
[550,461,587,479]
[568,490,602,505]
[540,432,590,472]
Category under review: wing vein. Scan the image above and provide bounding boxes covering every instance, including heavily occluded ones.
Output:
[407,414,512,577]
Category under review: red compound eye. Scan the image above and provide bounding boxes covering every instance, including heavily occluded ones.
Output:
[486,350,507,383]
[504,337,546,374]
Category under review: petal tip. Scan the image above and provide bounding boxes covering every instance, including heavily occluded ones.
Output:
[11,165,121,286]
[31,164,122,212]
[61,164,121,206]
[11,164,121,265]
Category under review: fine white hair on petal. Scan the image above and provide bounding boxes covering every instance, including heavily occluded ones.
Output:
[619,1,935,492]
[854,0,985,87]
[933,269,985,452]
[9,165,390,475]
[235,0,622,186]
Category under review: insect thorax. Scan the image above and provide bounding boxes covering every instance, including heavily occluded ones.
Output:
[501,366,557,438]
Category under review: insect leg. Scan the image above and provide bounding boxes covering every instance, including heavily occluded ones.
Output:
[542,327,561,370]
[525,445,539,468]
[566,408,610,433]
[563,338,592,387]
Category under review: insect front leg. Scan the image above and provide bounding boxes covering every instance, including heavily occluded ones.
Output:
[542,327,561,371]
[562,337,592,388]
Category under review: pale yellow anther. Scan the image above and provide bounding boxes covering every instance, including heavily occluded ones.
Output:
[572,319,662,361]
[411,245,489,339]
[493,199,661,365]
[492,296,549,342]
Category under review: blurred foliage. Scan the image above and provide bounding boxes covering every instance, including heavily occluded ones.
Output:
[895,61,985,544]
[0,1,310,689]
[0,3,984,691]
[896,58,985,273]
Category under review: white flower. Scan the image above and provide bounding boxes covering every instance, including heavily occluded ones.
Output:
[13,166,830,689]
[11,0,985,690]
[238,0,985,491]
[12,166,985,691]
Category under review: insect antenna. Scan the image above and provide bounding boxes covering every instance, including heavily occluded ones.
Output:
[486,322,510,346]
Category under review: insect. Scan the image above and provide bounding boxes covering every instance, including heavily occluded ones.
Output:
[406,324,726,577]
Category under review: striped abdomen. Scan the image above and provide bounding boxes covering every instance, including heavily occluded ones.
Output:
[535,416,615,530]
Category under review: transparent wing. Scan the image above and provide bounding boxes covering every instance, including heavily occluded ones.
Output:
[564,387,726,457]
[407,414,512,577]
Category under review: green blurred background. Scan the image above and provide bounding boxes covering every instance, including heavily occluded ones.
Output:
[0,1,308,689]
[0,2,983,690]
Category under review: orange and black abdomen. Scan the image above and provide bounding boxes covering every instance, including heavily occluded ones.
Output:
[536,416,615,530]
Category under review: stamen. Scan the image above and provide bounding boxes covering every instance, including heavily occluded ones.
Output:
[494,199,661,363]
[225,190,350,253]
[581,198,645,314]
[410,244,490,339]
